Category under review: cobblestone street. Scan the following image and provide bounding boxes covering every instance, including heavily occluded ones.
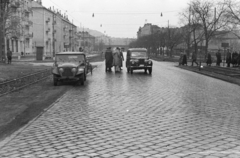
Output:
[1,59,240,158]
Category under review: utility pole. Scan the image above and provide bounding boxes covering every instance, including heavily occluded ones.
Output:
[83,26,85,52]
[168,20,170,56]
[52,9,55,57]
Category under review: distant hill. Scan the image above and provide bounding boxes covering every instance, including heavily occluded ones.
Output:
[77,27,136,46]
[77,27,104,37]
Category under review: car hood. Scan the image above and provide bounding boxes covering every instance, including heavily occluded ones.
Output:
[58,63,78,67]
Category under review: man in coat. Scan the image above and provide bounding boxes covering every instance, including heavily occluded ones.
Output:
[206,53,212,66]
[105,47,113,72]
[191,52,198,66]
[216,50,222,66]
[119,48,124,70]
[7,48,12,64]
[226,49,232,67]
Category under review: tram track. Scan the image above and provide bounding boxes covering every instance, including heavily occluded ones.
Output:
[0,69,52,97]
[202,66,240,78]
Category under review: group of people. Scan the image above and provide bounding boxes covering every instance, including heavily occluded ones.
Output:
[105,47,124,72]
[190,49,240,67]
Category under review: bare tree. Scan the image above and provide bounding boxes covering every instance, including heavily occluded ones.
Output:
[190,0,228,56]
[0,0,25,61]
[167,28,184,56]
[225,0,240,38]
[179,5,205,58]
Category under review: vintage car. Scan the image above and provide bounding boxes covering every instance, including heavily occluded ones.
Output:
[126,48,153,74]
[52,52,88,86]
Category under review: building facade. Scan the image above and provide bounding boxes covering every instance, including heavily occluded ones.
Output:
[137,23,160,39]
[77,31,95,53]
[32,0,77,60]
[3,0,33,57]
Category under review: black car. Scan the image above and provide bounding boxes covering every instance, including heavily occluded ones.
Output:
[126,48,153,74]
[52,52,88,86]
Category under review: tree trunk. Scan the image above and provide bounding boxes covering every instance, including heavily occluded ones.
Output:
[205,39,209,60]
[0,32,5,62]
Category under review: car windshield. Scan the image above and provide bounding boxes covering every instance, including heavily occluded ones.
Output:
[56,55,84,64]
[131,51,147,57]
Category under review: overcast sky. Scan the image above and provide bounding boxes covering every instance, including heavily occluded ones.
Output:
[42,0,190,38]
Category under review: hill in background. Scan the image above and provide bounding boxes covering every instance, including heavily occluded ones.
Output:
[77,27,136,46]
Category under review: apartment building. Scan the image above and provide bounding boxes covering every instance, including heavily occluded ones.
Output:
[137,23,160,39]
[32,0,77,60]
[77,31,95,53]
[4,0,33,57]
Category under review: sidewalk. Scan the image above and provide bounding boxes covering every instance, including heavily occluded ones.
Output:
[177,64,240,86]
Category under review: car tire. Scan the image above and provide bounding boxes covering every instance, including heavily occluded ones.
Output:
[84,73,86,81]
[148,68,152,75]
[127,68,130,73]
[144,69,147,73]
[78,78,84,86]
[53,76,58,86]
[130,69,133,74]
[81,80,84,85]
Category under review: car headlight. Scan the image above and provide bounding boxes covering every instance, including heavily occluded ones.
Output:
[59,68,64,72]
[78,68,84,73]
[148,61,152,64]
[131,61,135,64]
[72,68,77,73]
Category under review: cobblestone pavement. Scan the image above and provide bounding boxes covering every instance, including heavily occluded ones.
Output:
[1,59,240,158]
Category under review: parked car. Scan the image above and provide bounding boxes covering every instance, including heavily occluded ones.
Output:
[126,48,153,74]
[52,52,88,86]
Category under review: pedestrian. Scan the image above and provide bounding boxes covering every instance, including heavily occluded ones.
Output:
[7,48,12,64]
[105,47,113,72]
[182,53,187,66]
[237,51,240,67]
[226,49,232,67]
[119,48,124,70]
[112,47,122,72]
[216,50,222,66]
[206,53,212,66]
[191,52,198,66]
[232,51,238,67]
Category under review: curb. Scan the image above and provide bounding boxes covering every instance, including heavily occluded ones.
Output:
[0,91,68,149]
[0,64,100,149]
[177,66,240,86]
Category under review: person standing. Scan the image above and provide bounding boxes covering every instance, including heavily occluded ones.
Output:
[119,48,124,70]
[226,49,232,67]
[112,47,121,72]
[105,47,113,72]
[7,48,12,64]
[191,52,198,66]
[206,53,212,66]
[216,50,222,66]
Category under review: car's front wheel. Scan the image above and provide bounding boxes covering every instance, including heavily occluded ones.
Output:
[144,69,147,73]
[127,68,130,73]
[84,73,86,81]
[130,68,133,74]
[78,78,84,86]
[53,76,58,86]
[148,68,152,75]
